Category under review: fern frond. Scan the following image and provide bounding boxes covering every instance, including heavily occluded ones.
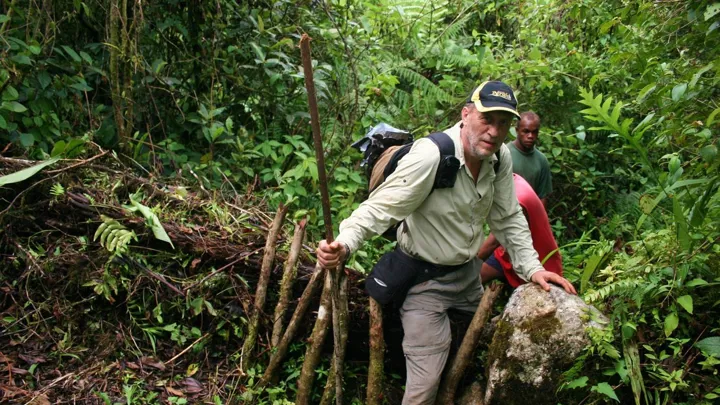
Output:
[94,215,137,254]
[439,12,473,42]
[394,66,452,103]
[584,278,645,303]
[50,183,65,197]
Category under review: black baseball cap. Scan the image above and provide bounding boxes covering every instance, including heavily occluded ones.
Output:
[467,81,520,118]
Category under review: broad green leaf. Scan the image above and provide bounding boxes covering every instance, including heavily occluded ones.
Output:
[689,177,718,227]
[0,157,60,187]
[152,59,167,74]
[123,197,175,248]
[70,81,93,92]
[638,193,660,215]
[686,278,708,287]
[250,42,265,62]
[622,322,637,340]
[591,382,619,402]
[19,133,34,147]
[695,337,720,357]
[705,3,720,21]
[11,55,32,65]
[2,85,19,101]
[664,311,679,337]
[671,83,687,102]
[0,14,9,24]
[2,101,27,113]
[529,48,541,60]
[37,71,52,89]
[79,51,93,64]
[708,108,720,126]
[690,63,714,88]
[565,376,588,389]
[581,246,609,293]
[61,45,82,62]
[677,295,693,314]
[699,145,717,162]
[636,83,656,104]
[0,114,6,129]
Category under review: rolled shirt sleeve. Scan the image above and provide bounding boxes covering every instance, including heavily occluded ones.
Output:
[487,146,545,282]
[336,139,440,253]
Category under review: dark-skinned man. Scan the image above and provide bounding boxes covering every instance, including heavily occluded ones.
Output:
[509,111,552,206]
[317,82,576,405]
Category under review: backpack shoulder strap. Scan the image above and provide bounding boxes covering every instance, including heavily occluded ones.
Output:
[427,132,455,158]
[427,132,460,190]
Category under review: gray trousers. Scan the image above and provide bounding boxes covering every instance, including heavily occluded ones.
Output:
[400,257,484,405]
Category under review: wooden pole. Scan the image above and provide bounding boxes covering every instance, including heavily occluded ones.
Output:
[259,264,325,386]
[295,271,333,405]
[436,283,504,405]
[240,204,288,372]
[271,218,308,347]
[299,33,349,405]
[367,298,384,405]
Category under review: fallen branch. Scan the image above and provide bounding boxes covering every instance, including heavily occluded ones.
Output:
[435,283,504,405]
[241,203,288,372]
[295,271,333,405]
[271,218,308,347]
[117,255,185,297]
[46,150,110,174]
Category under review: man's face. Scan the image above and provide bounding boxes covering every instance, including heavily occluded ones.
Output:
[516,117,540,152]
[461,107,514,159]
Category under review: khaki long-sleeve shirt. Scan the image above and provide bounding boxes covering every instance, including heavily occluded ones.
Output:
[337,122,544,282]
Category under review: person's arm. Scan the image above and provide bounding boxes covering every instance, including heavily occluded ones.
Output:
[477,233,500,261]
[317,139,440,268]
[536,154,553,203]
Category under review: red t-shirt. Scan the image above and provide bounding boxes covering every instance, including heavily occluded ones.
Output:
[495,174,563,287]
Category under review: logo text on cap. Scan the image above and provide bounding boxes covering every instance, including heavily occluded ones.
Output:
[490,90,512,101]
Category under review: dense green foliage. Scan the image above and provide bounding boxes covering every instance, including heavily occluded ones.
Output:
[1,0,719,403]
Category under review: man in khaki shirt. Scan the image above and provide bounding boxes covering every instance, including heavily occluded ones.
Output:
[318,81,575,404]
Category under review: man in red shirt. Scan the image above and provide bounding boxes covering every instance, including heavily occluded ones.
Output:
[478,174,564,286]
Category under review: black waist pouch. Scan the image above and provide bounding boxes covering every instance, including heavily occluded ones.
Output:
[365,248,465,307]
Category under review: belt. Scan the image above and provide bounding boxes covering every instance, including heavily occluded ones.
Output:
[396,247,468,273]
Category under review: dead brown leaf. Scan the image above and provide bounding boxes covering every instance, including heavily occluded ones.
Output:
[140,356,166,371]
[18,353,47,365]
[166,386,184,396]
[26,393,51,405]
[182,377,204,394]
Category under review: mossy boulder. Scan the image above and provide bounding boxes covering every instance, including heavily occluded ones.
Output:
[484,284,606,405]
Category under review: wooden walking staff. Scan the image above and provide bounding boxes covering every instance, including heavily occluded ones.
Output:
[299,33,349,405]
